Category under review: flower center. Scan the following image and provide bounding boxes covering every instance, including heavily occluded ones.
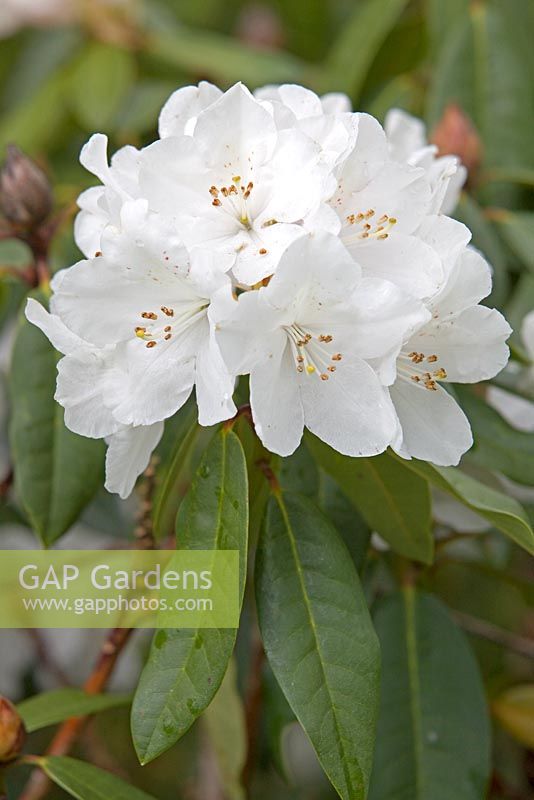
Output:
[209,175,254,229]
[134,303,208,349]
[284,323,343,381]
[397,349,447,391]
[341,208,397,246]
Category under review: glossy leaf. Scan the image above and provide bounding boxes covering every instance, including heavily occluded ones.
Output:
[320,0,409,97]
[428,0,534,171]
[151,404,201,540]
[131,429,248,764]
[392,453,534,554]
[369,589,491,800]
[38,756,157,800]
[146,29,311,88]
[493,211,534,275]
[69,42,135,131]
[457,387,534,485]
[256,491,380,800]
[9,295,105,545]
[308,436,433,563]
[203,658,246,800]
[18,689,131,733]
[492,685,534,748]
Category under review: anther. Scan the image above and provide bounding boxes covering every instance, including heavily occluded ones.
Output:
[161,307,174,316]
[142,312,157,320]
[146,341,157,349]
[212,198,222,207]
[259,248,267,255]
[332,353,342,361]
[164,325,171,332]
[427,355,438,363]
[164,334,171,341]
[320,373,329,381]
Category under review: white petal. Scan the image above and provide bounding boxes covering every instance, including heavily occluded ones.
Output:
[250,345,304,457]
[212,288,287,375]
[424,305,511,383]
[56,352,121,439]
[105,422,164,499]
[487,386,534,433]
[434,247,493,317]
[521,310,534,360]
[390,380,473,466]
[194,82,277,169]
[25,299,85,356]
[346,278,430,359]
[158,82,222,138]
[255,83,323,119]
[195,336,237,426]
[321,92,352,114]
[80,133,110,183]
[384,108,427,161]
[301,357,396,456]
[348,233,443,300]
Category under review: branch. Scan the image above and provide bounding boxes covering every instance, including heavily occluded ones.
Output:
[452,610,534,660]
[18,462,158,800]
[241,629,265,796]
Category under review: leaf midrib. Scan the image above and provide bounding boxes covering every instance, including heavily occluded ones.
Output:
[275,492,362,797]
[403,586,424,799]
[141,432,233,761]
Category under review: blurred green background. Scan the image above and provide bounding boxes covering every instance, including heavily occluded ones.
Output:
[1,1,534,798]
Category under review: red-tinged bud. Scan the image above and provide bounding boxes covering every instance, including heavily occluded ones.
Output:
[0,145,53,231]
[0,696,25,763]
[235,4,285,50]
[431,104,482,182]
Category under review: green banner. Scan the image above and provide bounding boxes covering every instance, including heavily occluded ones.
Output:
[0,550,240,628]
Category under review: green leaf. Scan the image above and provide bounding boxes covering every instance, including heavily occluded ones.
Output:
[131,428,248,764]
[0,68,69,153]
[319,0,410,97]
[18,689,131,733]
[307,435,433,563]
[38,756,157,800]
[457,387,534,486]
[317,470,371,572]
[369,589,491,800]
[116,80,178,135]
[256,491,380,800]
[427,0,534,172]
[9,294,105,545]
[69,42,135,130]
[455,194,509,307]
[263,664,296,780]
[492,211,534,275]
[391,453,534,554]
[146,29,312,88]
[152,405,201,540]
[203,658,246,800]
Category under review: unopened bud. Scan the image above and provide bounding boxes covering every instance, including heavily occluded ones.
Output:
[0,696,25,763]
[431,104,482,181]
[0,145,53,230]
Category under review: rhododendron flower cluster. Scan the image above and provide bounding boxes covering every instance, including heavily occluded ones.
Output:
[27,82,511,497]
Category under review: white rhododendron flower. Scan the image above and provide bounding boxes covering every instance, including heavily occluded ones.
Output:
[26,80,512,496]
[488,310,534,432]
[384,108,466,215]
[390,218,511,465]
[214,233,428,457]
[27,200,236,497]
[140,83,338,285]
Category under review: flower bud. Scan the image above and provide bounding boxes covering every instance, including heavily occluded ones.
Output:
[0,696,25,763]
[0,145,53,230]
[431,104,482,181]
